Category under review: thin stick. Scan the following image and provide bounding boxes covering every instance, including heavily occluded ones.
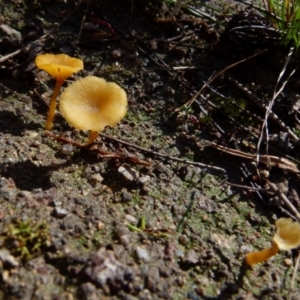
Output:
[45,132,150,166]
[99,133,226,172]
[267,181,300,222]
[76,1,90,42]
[209,141,299,173]
[227,76,299,142]
[225,181,267,192]
[175,49,268,112]
[289,250,300,300]
[256,47,296,166]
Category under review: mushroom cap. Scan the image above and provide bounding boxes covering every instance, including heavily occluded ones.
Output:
[59,76,127,132]
[35,53,83,82]
[273,218,300,250]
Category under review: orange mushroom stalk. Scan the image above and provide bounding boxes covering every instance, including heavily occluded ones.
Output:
[245,218,300,266]
[35,53,84,130]
[59,76,127,144]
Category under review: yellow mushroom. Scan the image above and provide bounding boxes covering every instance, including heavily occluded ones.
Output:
[245,218,300,266]
[35,53,84,130]
[59,76,127,144]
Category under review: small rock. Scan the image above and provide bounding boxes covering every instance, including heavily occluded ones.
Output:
[169,46,188,59]
[198,194,217,213]
[137,175,151,185]
[118,165,139,181]
[97,221,105,230]
[0,187,16,202]
[53,207,68,218]
[120,235,130,246]
[284,258,293,266]
[178,234,188,245]
[158,264,171,277]
[2,270,9,282]
[88,173,104,187]
[182,249,199,265]
[0,24,22,51]
[164,240,177,261]
[177,274,186,287]
[111,49,123,59]
[0,249,19,268]
[84,247,136,292]
[122,191,132,202]
[52,199,63,207]
[17,190,33,200]
[124,214,137,225]
[115,226,130,246]
[136,246,151,263]
[187,291,202,300]
[31,140,41,147]
[79,282,98,300]
[59,144,74,156]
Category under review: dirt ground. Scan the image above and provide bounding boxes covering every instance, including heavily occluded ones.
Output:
[1,0,300,299]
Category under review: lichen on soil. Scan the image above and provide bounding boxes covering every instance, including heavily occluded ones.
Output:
[1,0,300,299]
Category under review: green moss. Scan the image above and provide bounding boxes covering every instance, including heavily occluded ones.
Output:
[2,220,50,260]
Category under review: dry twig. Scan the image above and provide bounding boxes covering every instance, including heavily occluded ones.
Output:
[267,181,300,222]
[45,132,150,166]
[289,250,300,300]
[208,141,299,173]
[256,47,297,166]
[175,49,267,112]
[100,133,226,172]
[227,76,299,142]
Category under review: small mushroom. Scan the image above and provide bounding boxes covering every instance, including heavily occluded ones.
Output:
[245,218,300,266]
[35,53,84,130]
[59,76,127,144]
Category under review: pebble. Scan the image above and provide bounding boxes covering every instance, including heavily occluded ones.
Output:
[178,234,188,245]
[0,187,16,202]
[120,235,130,246]
[0,24,22,48]
[53,207,68,218]
[182,249,199,265]
[118,165,139,181]
[122,191,133,202]
[0,249,19,268]
[2,270,9,282]
[136,246,151,263]
[17,190,32,199]
[79,282,98,300]
[187,291,202,300]
[59,144,74,156]
[284,258,293,266]
[87,173,104,187]
[97,221,105,230]
[111,49,122,59]
[124,214,137,225]
[31,140,41,147]
[137,175,151,185]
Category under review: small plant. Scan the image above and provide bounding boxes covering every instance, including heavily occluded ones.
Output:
[2,220,50,260]
[262,0,300,51]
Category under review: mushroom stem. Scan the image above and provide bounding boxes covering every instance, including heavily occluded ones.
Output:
[245,241,279,266]
[87,131,99,144]
[45,79,64,131]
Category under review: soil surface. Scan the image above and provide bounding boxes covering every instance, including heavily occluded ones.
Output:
[1,0,300,299]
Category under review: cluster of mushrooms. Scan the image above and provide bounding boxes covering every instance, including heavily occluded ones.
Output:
[36,55,300,269]
[35,53,127,144]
